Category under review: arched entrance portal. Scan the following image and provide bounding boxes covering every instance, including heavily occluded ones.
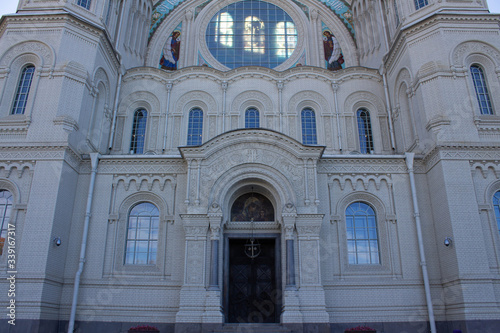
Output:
[224,191,282,323]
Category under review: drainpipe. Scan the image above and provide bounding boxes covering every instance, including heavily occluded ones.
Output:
[405,152,436,333]
[222,81,228,133]
[162,82,173,151]
[68,153,100,333]
[382,70,396,150]
[331,81,343,151]
[108,72,123,150]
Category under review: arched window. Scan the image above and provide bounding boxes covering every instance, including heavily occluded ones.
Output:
[301,108,317,145]
[11,65,35,115]
[130,109,147,154]
[0,190,13,256]
[346,202,380,264]
[414,0,428,10]
[245,108,260,128]
[77,0,91,10]
[187,108,203,146]
[357,109,374,154]
[493,191,500,234]
[471,65,493,115]
[125,202,159,265]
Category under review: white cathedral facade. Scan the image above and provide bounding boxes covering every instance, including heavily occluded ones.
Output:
[1,0,500,332]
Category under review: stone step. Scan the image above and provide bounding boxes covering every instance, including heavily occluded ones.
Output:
[212,323,293,333]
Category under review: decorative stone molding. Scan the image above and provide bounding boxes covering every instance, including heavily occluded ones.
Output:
[53,115,79,132]
[0,40,55,68]
[451,40,500,69]
[113,174,177,191]
[174,90,218,114]
[288,90,330,115]
[231,90,274,114]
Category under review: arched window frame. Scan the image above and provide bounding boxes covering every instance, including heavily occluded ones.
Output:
[345,202,380,265]
[124,202,160,265]
[0,190,13,256]
[357,108,374,154]
[187,108,203,146]
[470,64,494,115]
[11,64,35,115]
[130,109,148,154]
[245,108,260,128]
[301,108,318,145]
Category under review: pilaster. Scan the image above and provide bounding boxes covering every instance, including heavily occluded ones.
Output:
[296,214,329,324]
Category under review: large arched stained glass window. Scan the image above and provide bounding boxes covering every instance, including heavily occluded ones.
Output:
[493,192,500,235]
[206,0,297,69]
[357,109,374,154]
[471,65,493,115]
[187,108,203,146]
[0,190,13,256]
[346,202,380,264]
[245,108,260,128]
[130,109,147,154]
[11,65,35,115]
[301,108,317,145]
[125,202,159,265]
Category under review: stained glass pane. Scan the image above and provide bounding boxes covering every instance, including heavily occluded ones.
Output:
[206,0,297,69]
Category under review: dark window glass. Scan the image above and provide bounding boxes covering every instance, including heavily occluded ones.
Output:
[493,192,500,235]
[357,109,374,154]
[471,65,493,115]
[130,109,147,154]
[245,108,260,128]
[187,108,203,146]
[301,108,317,145]
[11,65,35,115]
[77,0,91,10]
[0,190,13,256]
[414,0,428,10]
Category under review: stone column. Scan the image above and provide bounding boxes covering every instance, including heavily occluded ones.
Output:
[296,214,330,327]
[281,203,303,324]
[202,203,224,324]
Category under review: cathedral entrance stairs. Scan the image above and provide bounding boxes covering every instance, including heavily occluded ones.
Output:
[212,323,293,333]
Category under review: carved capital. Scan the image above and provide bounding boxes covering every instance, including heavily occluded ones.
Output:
[284,224,295,240]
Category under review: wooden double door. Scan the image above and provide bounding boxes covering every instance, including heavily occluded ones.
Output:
[225,237,281,323]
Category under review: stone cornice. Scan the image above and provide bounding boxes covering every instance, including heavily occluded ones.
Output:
[318,155,409,174]
[123,65,381,86]
[386,13,500,71]
[423,143,500,172]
